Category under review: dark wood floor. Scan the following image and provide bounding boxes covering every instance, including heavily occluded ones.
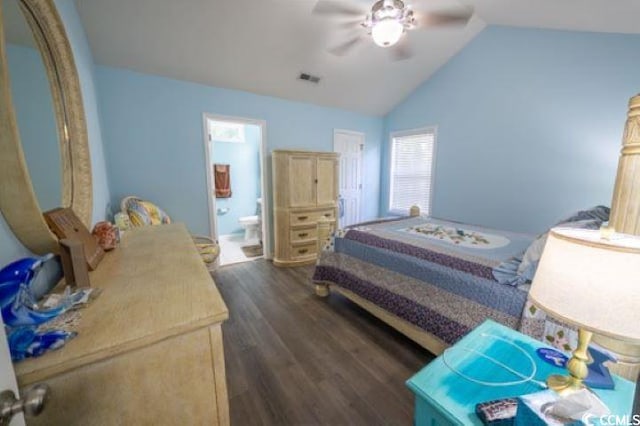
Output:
[213,259,433,426]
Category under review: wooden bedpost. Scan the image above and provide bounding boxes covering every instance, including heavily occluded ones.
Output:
[594,93,640,380]
[315,217,332,297]
[315,283,330,297]
[409,205,421,217]
[609,94,640,234]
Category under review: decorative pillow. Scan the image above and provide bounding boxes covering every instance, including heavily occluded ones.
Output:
[555,205,610,224]
[126,200,150,226]
[493,212,606,286]
[517,218,603,281]
[126,199,172,227]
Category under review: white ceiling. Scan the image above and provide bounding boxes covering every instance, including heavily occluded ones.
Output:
[73,0,640,116]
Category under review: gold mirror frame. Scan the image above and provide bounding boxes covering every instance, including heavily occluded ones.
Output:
[0,0,92,254]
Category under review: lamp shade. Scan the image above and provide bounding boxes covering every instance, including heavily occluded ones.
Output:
[529,228,640,343]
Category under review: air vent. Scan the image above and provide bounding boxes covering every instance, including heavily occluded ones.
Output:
[299,72,321,84]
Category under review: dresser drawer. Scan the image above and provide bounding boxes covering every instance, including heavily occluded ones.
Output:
[289,209,335,226]
[290,227,317,243]
[290,242,317,260]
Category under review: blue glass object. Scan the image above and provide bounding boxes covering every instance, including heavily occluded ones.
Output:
[7,327,76,361]
[0,255,72,327]
[0,255,79,361]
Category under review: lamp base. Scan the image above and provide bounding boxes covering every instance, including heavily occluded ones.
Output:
[546,328,593,396]
[546,374,586,395]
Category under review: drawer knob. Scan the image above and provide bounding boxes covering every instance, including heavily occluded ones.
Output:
[0,383,50,425]
[298,216,309,220]
[299,233,309,238]
[298,249,309,254]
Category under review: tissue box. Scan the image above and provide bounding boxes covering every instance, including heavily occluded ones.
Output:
[475,398,518,425]
[516,391,584,426]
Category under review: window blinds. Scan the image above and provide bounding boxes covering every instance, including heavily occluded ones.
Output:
[389,130,435,215]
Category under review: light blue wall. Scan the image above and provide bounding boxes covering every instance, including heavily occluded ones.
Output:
[6,44,61,212]
[96,66,384,248]
[212,124,261,235]
[0,0,111,266]
[383,26,640,234]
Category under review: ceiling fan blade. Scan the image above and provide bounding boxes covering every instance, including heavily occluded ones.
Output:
[390,36,413,61]
[328,35,363,56]
[337,18,364,29]
[416,7,474,28]
[313,1,365,17]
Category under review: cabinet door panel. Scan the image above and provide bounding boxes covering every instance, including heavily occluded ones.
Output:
[316,157,338,206]
[289,155,316,207]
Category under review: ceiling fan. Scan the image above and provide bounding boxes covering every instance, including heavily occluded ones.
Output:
[313,0,474,61]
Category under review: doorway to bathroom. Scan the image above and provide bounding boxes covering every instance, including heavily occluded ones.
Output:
[203,113,270,266]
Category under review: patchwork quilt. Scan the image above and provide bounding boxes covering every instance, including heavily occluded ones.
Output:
[313,216,580,351]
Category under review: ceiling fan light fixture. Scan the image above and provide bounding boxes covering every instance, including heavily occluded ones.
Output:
[371,18,404,47]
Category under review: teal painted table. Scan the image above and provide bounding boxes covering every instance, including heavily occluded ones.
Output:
[406,320,635,425]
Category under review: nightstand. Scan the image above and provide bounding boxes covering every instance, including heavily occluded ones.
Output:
[406,320,636,425]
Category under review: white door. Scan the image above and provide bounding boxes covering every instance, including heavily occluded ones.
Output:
[0,317,25,426]
[334,130,364,227]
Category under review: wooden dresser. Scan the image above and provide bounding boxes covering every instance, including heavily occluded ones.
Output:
[15,224,229,425]
[272,150,339,267]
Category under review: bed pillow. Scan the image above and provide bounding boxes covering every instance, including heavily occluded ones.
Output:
[493,212,606,286]
[516,218,603,282]
[555,205,610,224]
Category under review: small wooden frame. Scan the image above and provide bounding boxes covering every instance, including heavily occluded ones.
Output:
[59,238,90,288]
[44,207,104,270]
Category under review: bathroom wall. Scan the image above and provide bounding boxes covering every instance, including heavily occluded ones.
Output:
[212,124,261,235]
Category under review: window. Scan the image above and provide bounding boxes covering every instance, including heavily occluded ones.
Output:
[209,120,245,143]
[389,128,436,215]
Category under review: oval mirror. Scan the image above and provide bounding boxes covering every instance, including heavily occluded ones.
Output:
[0,0,92,254]
[5,0,63,212]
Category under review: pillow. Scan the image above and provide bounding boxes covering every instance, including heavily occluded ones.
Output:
[139,201,171,225]
[517,218,602,281]
[493,207,610,285]
[555,205,610,225]
[127,199,171,227]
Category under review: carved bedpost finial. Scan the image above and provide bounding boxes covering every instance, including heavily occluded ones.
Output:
[409,205,421,217]
[609,94,640,235]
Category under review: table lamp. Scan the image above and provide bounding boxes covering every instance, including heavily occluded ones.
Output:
[529,227,640,394]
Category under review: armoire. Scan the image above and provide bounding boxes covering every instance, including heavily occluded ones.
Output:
[272,150,339,267]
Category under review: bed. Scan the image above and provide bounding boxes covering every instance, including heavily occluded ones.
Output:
[312,206,608,357]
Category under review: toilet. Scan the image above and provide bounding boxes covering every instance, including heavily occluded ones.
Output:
[238,198,262,241]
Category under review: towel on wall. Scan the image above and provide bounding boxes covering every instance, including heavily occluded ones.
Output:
[214,164,232,198]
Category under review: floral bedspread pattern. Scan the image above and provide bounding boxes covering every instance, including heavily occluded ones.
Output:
[315,216,578,352]
[401,223,510,249]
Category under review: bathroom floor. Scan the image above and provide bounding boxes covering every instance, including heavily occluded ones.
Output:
[218,233,263,266]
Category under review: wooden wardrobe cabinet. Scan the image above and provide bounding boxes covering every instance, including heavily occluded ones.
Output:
[272,150,339,267]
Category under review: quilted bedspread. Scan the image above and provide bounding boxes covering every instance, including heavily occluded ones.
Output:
[313,216,539,346]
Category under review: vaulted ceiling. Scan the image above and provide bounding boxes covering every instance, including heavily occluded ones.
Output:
[74,0,640,116]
